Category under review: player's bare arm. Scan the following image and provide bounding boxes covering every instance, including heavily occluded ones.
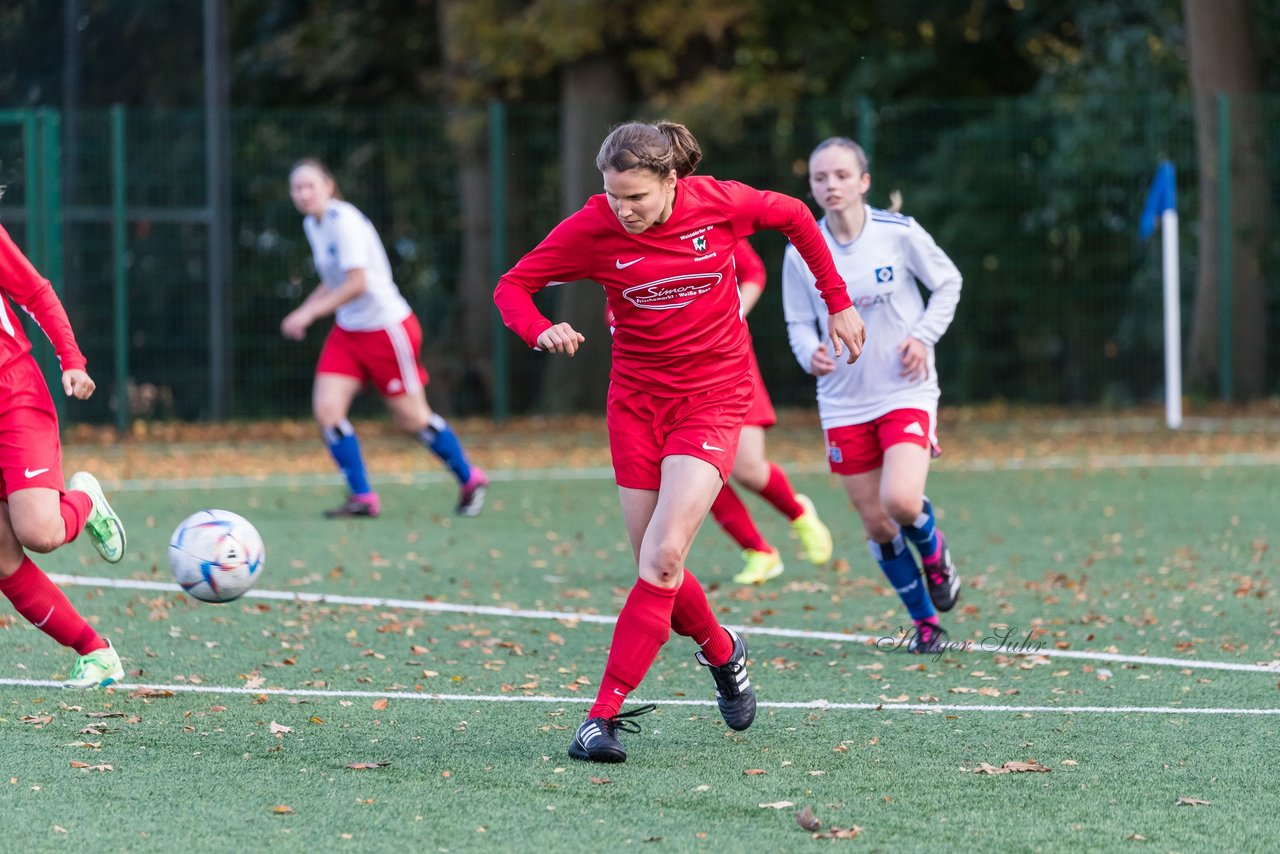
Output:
[828,306,866,364]
[62,368,96,400]
[537,322,586,357]
[898,336,928,381]
[282,270,368,340]
[738,281,765,316]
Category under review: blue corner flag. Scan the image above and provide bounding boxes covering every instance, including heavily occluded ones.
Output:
[1139,160,1176,239]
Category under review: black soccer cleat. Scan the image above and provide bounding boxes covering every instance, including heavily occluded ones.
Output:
[695,628,756,731]
[323,495,380,519]
[923,532,960,612]
[567,703,656,764]
[908,621,949,655]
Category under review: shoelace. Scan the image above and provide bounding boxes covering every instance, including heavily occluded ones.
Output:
[606,703,657,736]
[86,515,115,542]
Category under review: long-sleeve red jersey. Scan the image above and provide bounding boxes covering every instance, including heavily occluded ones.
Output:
[0,224,85,376]
[494,175,850,396]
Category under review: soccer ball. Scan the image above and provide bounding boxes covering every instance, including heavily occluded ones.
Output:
[169,510,265,603]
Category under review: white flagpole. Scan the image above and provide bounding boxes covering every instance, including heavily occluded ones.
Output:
[1162,207,1182,429]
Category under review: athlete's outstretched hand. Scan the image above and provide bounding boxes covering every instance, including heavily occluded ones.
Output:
[828,306,866,364]
[280,308,313,341]
[63,368,96,400]
[537,322,586,357]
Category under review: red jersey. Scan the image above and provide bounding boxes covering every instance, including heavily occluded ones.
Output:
[734,240,766,289]
[495,175,851,396]
[0,224,85,376]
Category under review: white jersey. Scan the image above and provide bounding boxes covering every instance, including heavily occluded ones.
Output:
[302,199,412,331]
[782,205,961,430]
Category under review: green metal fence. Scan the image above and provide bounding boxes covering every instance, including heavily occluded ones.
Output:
[1,95,1276,426]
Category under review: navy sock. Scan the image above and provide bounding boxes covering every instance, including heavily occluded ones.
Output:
[902,496,940,562]
[419,413,472,484]
[323,419,372,496]
[870,533,936,621]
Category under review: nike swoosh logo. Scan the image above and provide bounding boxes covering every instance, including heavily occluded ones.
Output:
[24,467,50,478]
[33,606,54,628]
[701,441,724,452]
[615,257,644,269]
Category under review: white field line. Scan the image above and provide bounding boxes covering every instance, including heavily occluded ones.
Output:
[46,573,1280,676]
[0,677,1275,716]
[99,451,1280,492]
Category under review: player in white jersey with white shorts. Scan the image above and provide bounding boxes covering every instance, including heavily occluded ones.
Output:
[782,137,962,654]
[283,159,488,518]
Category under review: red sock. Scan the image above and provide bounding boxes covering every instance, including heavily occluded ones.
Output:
[60,490,92,545]
[0,557,106,655]
[589,578,676,720]
[757,463,805,520]
[710,485,771,552]
[670,568,732,666]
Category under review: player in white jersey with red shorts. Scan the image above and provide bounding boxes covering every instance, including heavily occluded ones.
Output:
[284,159,487,518]
[497,121,864,763]
[0,220,128,688]
[783,137,962,655]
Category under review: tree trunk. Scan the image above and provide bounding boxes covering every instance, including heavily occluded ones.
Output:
[435,0,493,413]
[1183,0,1270,399]
[538,56,628,413]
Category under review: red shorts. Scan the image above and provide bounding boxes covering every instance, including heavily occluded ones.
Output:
[607,374,754,490]
[317,313,429,397]
[824,408,939,476]
[0,356,65,499]
[742,346,776,428]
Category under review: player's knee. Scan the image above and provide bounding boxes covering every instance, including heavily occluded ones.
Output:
[882,492,923,525]
[645,542,686,585]
[11,516,62,554]
[859,513,898,544]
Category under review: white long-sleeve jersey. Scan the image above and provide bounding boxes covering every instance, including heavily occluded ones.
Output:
[782,206,962,430]
[303,199,411,331]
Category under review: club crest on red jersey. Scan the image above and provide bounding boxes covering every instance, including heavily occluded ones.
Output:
[622,273,723,310]
[693,236,707,253]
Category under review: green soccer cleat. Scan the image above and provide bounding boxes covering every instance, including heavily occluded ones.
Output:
[63,640,124,689]
[791,494,833,565]
[68,471,126,563]
[733,548,784,585]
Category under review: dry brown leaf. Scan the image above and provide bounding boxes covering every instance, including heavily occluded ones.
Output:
[795,806,822,832]
[269,721,293,735]
[1175,797,1211,806]
[759,801,794,809]
[272,805,295,814]
[813,825,863,840]
[372,698,389,711]
[588,776,612,785]
[973,760,1051,774]
[879,693,909,703]
[1126,834,1148,841]
[742,769,766,776]
[547,632,566,646]
[346,762,391,770]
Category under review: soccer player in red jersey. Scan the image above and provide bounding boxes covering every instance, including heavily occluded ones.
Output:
[0,221,128,688]
[284,160,488,519]
[710,240,834,585]
[495,120,865,763]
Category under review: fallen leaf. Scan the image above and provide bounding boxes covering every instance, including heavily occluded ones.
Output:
[589,777,612,785]
[1126,834,1148,841]
[813,825,863,840]
[973,760,1051,775]
[272,805,295,814]
[742,769,766,776]
[795,806,822,832]
[547,632,566,646]
[345,762,392,770]
[372,698,389,711]
[1175,797,1211,806]
[269,721,293,735]
[879,693,909,703]
[759,801,794,809]
[1061,759,1079,766]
